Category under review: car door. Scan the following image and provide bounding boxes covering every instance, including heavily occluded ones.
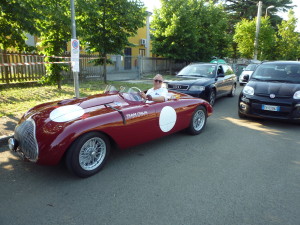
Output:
[116,102,158,149]
[221,65,236,94]
[215,65,226,97]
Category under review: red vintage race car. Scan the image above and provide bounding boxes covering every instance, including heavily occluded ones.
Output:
[8,85,213,177]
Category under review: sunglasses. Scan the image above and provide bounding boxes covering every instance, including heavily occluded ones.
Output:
[154,79,163,83]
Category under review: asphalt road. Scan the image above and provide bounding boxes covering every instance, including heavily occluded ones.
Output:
[1,86,300,225]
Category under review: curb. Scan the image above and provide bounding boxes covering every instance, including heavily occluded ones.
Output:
[0,135,13,148]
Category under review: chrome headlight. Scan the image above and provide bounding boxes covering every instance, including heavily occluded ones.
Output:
[189,86,205,91]
[243,86,254,96]
[293,91,300,99]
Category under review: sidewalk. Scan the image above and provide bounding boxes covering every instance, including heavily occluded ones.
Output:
[0,116,16,146]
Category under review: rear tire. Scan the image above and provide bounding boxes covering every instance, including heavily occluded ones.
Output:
[65,132,110,178]
[208,89,216,106]
[187,106,207,135]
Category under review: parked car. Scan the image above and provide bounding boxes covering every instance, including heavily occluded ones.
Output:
[8,86,213,178]
[167,63,237,105]
[238,61,300,121]
[239,61,261,86]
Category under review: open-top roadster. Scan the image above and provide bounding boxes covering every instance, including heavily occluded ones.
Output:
[8,86,213,177]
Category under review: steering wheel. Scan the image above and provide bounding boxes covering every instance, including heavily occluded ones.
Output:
[130,87,143,101]
[130,87,142,93]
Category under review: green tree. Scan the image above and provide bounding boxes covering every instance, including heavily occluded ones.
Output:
[151,0,199,61]
[275,10,300,60]
[0,0,39,50]
[35,0,71,89]
[152,0,230,62]
[233,17,276,60]
[224,0,292,27]
[78,0,146,83]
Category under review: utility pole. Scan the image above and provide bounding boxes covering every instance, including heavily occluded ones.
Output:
[70,0,80,98]
[146,11,152,57]
[253,1,262,60]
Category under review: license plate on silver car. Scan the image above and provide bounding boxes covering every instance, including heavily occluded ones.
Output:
[262,105,280,111]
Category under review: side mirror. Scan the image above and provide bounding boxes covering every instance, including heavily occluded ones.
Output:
[243,74,250,82]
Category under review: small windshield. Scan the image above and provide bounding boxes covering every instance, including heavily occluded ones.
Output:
[245,64,259,71]
[178,64,216,78]
[104,85,144,102]
[251,63,300,83]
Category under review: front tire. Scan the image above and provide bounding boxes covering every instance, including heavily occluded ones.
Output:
[187,106,207,135]
[65,132,110,178]
[238,111,247,119]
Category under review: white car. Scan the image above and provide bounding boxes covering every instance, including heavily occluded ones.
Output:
[239,63,260,86]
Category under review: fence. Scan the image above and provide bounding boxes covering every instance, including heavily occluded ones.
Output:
[0,50,187,85]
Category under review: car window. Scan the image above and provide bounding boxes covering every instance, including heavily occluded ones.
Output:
[178,64,216,78]
[222,65,234,75]
[245,64,259,71]
[252,63,300,83]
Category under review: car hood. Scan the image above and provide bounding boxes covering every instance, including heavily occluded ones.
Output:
[168,77,214,86]
[21,93,124,124]
[248,80,300,97]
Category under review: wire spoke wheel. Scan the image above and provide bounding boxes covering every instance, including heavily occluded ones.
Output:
[66,132,110,178]
[193,109,206,131]
[79,137,106,171]
[188,106,207,135]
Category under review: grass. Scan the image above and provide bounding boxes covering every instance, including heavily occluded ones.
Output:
[0,80,152,118]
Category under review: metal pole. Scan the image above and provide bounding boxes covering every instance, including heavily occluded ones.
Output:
[71,0,80,98]
[146,11,152,57]
[254,1,262,60]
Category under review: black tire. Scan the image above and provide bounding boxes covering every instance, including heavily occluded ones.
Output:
[187,106,207,135]
[238,111,247,119]
[65,132,110,178]
[208,89,216,106]
[228,83,236,97]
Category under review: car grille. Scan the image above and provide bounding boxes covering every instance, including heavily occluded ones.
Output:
[14,119,39,162]
[256,93,291,99]
[168,84,189,90]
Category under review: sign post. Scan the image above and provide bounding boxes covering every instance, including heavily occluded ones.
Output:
[70,0,80,98]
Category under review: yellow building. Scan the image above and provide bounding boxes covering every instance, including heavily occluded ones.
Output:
[125,11,153,58]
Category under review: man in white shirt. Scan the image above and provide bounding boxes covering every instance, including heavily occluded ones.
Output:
[140,74,168,102]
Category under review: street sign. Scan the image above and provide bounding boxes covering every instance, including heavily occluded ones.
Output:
[71,39,80,72]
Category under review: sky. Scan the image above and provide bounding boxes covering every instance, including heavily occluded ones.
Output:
[142,0,300,31]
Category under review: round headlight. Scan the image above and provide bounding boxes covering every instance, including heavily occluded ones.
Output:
[189,86,205,91]
[293,91,300,99]
[243,86,254,96]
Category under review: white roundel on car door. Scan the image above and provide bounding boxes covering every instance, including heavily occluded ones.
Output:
[50,105,85,122]
[159,106,177,132]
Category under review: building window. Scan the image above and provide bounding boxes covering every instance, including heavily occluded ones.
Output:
[139,49,146,57]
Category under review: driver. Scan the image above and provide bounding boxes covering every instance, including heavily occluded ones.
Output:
[140,74,168,102]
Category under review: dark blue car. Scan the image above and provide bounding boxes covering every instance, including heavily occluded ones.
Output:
[167,63,237,105]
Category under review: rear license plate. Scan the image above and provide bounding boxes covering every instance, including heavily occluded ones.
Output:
[262,105,280,111]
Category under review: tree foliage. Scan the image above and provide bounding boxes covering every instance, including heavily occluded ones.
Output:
[275,10,300,60]
[223,0,293,27]
[77,0,146,83]
[233,17,276,60]
[151,0,230,62]
[35,0,71,89]
[0,0,39,50]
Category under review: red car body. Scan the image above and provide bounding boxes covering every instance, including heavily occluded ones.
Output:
[9,87,212,176]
